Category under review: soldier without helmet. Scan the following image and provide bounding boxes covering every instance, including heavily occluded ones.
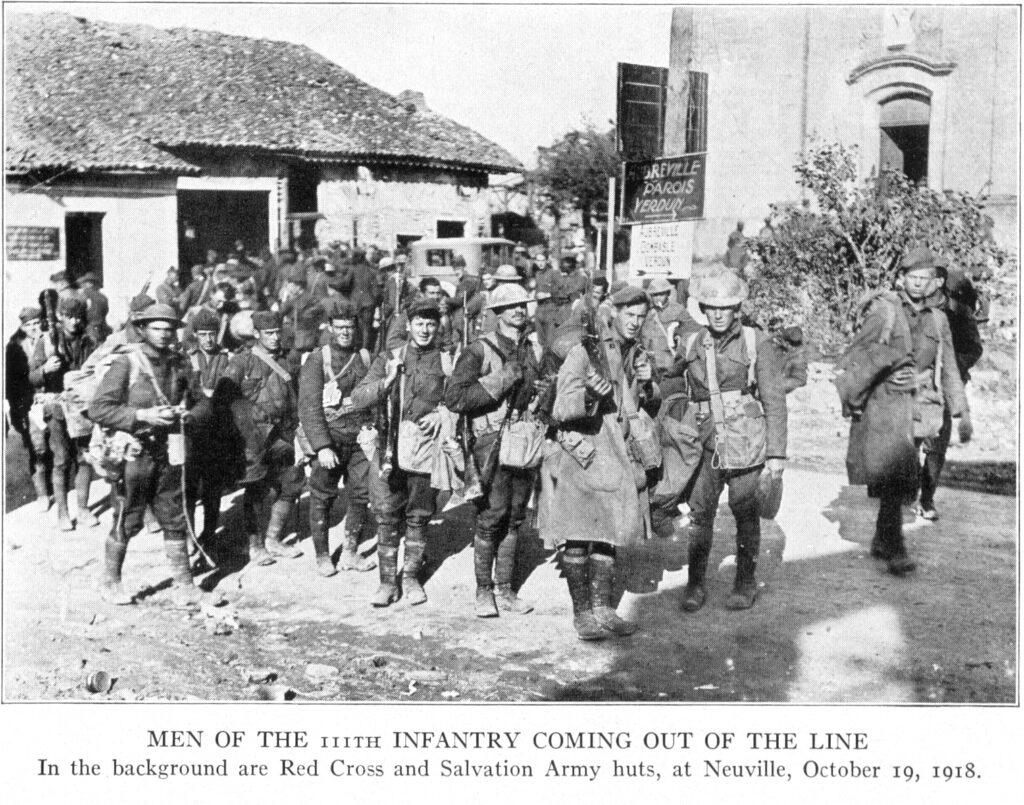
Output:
[222,310,306,566]
[298,300,377,577]
[29,295,100,531]
[350,297,454,607]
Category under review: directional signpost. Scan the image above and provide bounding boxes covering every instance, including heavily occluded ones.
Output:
[628,220,693,282]
[621,152,706,225]
[621,153,704,283]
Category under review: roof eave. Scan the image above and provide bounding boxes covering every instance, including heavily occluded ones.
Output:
[156,140,521,175]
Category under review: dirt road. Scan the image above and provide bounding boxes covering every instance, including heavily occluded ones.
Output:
[2,456,1015,703]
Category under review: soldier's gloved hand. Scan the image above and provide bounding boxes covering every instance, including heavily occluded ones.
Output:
[584,367,613,399]
[957,412,973,444]
[317,447,339,469]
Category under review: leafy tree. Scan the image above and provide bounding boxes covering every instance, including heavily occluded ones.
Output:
[531,126,621,246]
[749,140,1008,349]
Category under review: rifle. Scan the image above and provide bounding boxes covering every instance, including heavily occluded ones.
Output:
[458,289,485,499]
[579,272,612,385]
[377,361,403,479]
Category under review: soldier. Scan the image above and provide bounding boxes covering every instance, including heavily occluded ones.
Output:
[917,255,982,520]
[678,270,787,611]
[299,301,377,577]
[446,283,541,617]
[6,306,48,508]
[559,255,588,310]
[642,277,700,377]
[448,255,483,343]
[838,249,969,576]
[280,269,325,362]
[88,304,198,606]
[541,285,660,640]
[384,278,460,353]
[533,254,567,348]
[77,272,111,343]
[223,311,305,566]
[183,307,236,551]
[29,295,100,530]
[351,297,454,607]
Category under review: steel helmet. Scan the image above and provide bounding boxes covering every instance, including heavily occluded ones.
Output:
[693,267,748,307]
[485,283,531,310]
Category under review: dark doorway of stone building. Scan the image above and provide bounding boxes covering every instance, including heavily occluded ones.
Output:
[64,212,104,285]
[177,190,270,269]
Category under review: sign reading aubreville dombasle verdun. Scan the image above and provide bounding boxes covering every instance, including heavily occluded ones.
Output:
[621,153,706,225]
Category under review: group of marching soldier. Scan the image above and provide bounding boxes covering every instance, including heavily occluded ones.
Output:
[6,241,983,641]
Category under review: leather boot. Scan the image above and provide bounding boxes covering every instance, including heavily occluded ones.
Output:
[726,517,760,610]
[75,464,99,527]
[338,502,376,572]
[199,487,221,541]
[473,534,498,618]
[100,538,133,605]
[164,534,202,608]
[53,470,73,531]
[726,555,758,609]
[563,553,609,641]
[402,524,428,606]
[589,553,637,635]
[32,467,52,512]
[682,524,712,612]
[309,496,337,577]
[264,499,302,559]
[370,525,401,607]
[248,532,275,566]
[494,530,532,615]
[877,495,916,576]
[242,490,273,565]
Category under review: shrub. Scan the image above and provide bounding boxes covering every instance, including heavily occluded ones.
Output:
[748,141,1009,352]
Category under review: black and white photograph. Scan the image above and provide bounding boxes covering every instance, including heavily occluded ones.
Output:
[1,0,1018,727]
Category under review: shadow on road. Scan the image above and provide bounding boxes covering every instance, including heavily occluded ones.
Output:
[543,481,1016,704]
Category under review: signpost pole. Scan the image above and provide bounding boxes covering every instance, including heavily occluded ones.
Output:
[606,176,615,280]
[595,226,603,277]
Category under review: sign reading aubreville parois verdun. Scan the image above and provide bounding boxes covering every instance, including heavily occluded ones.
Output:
[621,153,706,224]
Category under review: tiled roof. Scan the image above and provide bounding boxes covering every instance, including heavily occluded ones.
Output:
[5,12,523,175]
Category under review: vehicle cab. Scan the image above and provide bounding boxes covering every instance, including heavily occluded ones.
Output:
[407,237,516,296]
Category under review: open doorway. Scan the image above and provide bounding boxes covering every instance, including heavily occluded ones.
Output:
[178,190,269,269]
[879,95,930,185]
[64,212,104,285]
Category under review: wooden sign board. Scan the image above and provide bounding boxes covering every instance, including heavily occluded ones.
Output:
[621,153,706,225]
